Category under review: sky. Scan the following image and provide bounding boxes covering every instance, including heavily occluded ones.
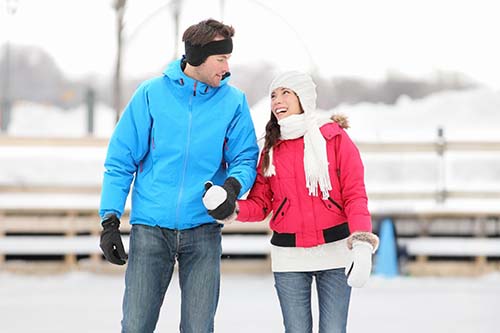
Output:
[1,0,500,88]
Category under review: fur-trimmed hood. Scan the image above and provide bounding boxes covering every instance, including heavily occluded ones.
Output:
[331,113,349,129]
[312,111,349,131]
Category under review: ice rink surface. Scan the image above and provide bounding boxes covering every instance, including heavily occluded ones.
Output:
[0,271,498,332]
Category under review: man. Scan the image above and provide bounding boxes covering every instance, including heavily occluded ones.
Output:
[99,19,258,332]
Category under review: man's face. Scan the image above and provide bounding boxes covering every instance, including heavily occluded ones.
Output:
[195,53,231,87]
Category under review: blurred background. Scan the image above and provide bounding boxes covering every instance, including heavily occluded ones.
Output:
[0,0,499,332]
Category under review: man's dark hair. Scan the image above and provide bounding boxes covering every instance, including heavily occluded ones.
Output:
[182,18,235,46]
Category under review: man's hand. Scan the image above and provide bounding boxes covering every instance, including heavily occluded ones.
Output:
[202,177,241,223]
[99,214,128,265]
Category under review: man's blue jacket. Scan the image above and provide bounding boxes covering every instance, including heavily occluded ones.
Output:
[99,59,259,229]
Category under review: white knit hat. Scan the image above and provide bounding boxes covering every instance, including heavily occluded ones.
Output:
[269,71,317,114]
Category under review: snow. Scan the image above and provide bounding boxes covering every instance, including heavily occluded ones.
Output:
[6,88,500,142]
[251,88,500,142]
[0,271,498,333]
[8,101,116,138]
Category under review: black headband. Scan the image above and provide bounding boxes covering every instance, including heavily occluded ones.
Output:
[184,38,233,66]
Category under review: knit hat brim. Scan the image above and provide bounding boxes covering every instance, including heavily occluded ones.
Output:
[269,71,317,114]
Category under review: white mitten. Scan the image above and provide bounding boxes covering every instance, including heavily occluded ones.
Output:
[345,241,374,288]
[345,232,380,288]
[202,182,227,210]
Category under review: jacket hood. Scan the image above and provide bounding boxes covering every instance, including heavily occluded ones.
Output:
[331,113,349,129]
[317,113,350,141]
[308,110,349,130]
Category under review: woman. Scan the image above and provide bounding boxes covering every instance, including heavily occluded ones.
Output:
[236,71,379,332]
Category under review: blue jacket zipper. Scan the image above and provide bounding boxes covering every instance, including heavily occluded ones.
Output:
[175,82,196,228]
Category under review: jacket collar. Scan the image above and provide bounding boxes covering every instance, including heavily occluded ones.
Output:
[162,58,230,96]
[320,122,342,140]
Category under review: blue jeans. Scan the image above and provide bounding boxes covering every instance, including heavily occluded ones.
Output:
[121,223,222,333]
[274,268,351,333]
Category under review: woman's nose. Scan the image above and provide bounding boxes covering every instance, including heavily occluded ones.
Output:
[271,101,282,111]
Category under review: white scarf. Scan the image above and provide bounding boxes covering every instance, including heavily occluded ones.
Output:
[265,112,333,199]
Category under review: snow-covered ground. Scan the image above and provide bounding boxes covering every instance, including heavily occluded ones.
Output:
[0,271,498,333]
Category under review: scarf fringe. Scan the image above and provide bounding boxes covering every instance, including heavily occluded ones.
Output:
[306,173,332,199]
[264,148,276,177]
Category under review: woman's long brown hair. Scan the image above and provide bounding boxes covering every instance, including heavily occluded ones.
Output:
[261,113,281,174]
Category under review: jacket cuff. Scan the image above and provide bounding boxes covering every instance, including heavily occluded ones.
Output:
[235,200,250,221]
[101,210,121,221]
[347,232,380,252]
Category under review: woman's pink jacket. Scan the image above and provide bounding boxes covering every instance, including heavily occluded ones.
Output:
[237,121,372,247]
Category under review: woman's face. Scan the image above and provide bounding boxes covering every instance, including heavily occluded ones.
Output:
[270,87,303,121]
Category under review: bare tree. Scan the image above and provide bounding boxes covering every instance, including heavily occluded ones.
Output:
[113,0,126,123]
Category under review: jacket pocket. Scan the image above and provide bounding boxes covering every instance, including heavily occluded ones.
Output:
[271,197,289,223]
[325,196,343,212]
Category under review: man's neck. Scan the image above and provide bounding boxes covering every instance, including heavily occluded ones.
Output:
[183,62,200,82]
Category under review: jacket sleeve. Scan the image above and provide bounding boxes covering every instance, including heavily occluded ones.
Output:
[99,83,152,219]
[223,94,259,196]
[237,155,274,222]
[336,129,372,232]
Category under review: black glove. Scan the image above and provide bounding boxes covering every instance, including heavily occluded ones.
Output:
[99,214,128,265]
[202,177,241,221]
